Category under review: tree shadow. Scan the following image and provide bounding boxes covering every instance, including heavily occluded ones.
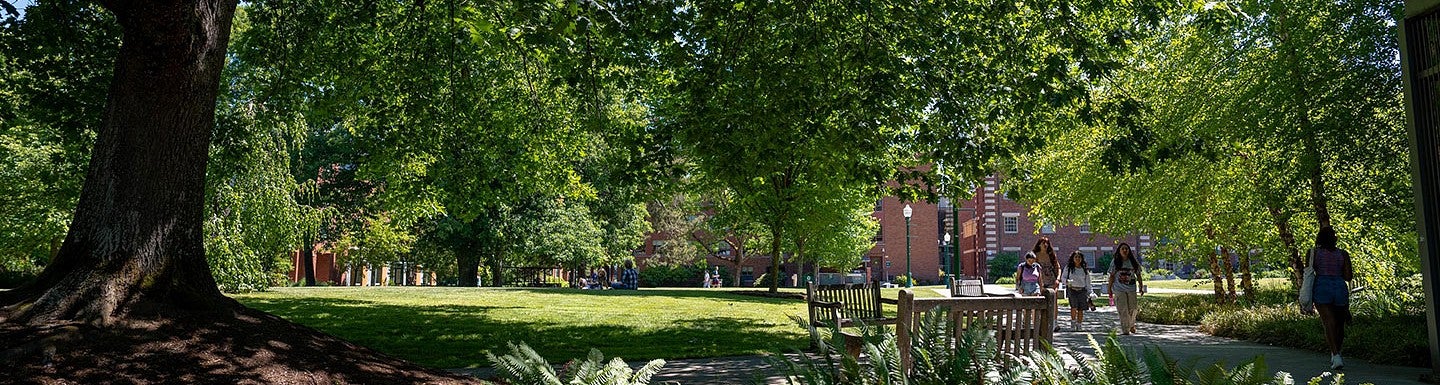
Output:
[241,296,810,369]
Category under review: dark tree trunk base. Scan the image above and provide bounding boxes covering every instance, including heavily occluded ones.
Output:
[0,303,483,384]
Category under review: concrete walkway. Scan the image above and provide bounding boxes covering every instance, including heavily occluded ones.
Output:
[453,300,1430,384]
[1053,307,1428,384]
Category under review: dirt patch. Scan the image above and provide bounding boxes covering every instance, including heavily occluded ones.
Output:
[0,306,488,384]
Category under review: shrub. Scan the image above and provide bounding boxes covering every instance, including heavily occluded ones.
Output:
[1148,268,1173,278]
[987,252,1019,282]
[892,275,914,287]
[638,264,707,287]
[752,272,778,288]
[1141,288,1431,367]
[1138,293,1238,325]
[995,276,1016,285]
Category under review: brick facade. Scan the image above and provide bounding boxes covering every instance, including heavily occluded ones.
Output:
[950,175,1151,279]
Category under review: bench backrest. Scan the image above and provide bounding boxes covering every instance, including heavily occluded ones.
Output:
[806,282,884,326]
[895,289,1054,373]
[949,277,985,297]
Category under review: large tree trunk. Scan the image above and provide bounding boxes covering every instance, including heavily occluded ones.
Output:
[488,252,504,287]
[301,236,317,286]
[768,229,782,293]
[457,252,480,287]
[0,0,238,326]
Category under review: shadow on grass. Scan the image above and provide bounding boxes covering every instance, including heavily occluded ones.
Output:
[239,296,810,369]
[496,287,808,305]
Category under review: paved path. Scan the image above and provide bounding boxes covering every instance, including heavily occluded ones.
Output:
[1054,307,1428,385]
[453,301,1430,384]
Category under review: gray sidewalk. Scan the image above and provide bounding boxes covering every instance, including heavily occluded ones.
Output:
[1053,307,1429,385]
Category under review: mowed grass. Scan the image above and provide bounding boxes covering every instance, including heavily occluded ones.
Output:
[232,287,816,369]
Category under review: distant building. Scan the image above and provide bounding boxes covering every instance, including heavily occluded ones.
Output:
[947,175,1150,279]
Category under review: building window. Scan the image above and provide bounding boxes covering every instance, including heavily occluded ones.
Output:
[1004,217,1019,233]
[718,241,732,256]
[1040,223,1055,234]
[1079,222,1091,233]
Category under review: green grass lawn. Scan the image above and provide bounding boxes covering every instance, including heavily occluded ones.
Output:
[232,287,823,369]
[231,286,949,369]
[1143,277,1287,291]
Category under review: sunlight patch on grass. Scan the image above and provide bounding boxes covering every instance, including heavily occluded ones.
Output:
[232,287,813,368]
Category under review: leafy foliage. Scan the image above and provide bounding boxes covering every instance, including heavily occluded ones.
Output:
[776,308,1350,385]
[486,341,665,385]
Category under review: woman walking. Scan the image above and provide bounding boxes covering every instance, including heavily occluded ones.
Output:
[1033,238,1061,331]
[1301,226,1353,370]
[1107,243,1145,335]
[1063,251,1092,331]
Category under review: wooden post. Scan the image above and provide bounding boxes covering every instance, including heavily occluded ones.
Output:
[1040,289,1055,346]
[897,289,914,375]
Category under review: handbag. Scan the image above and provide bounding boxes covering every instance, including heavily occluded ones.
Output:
[1298,248,1316,313]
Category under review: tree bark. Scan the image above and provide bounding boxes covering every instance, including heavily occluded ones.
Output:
[0,0,239,325]
[768,229,782,293]
[1221,246,1236,300]
[301,237,317,286]
[457,252,480,287]
[1266,205,1304,291]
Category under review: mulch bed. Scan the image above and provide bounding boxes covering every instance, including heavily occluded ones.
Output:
[0,306,488,385]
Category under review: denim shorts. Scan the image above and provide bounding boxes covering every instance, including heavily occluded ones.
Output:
[1313,275,1349,306]
[1020,281,1040,295]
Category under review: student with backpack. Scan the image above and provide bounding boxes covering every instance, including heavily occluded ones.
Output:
[1107,243,1145,335]
[1015,252,1042,295]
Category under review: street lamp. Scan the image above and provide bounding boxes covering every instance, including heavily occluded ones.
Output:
[903,204,913,288]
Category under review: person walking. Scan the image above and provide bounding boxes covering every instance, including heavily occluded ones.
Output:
[1033,238,1062,331]
[1015,252,1042,295]
[703,269,712,288]
[1300,226,1353,370]
[1107,243,1145,335]
[1064,251,1092,331]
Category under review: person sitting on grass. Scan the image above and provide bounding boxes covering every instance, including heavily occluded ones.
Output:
[612,260,639,290]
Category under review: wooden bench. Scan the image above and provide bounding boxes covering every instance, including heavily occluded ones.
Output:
[806,282,897,357]
[896,289,1055,372]
[949,276,986,297]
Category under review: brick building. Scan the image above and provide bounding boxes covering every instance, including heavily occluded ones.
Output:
[947,175,1151,280]
[634,174,1155,286]
[287,245,439,286]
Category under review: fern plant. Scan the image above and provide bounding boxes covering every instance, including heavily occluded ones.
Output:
[486,341,666,385]
[774,308,1359,385]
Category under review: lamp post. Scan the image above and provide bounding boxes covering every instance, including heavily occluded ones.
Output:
[903,204,913,288]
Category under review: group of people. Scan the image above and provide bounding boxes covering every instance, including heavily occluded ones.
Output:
[1014,238,1144,334]
[579,260,640,290]
[1014,227,1355,371]
[701,268,722,288]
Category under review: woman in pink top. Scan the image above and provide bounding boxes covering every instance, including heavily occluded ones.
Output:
[1306,226,1353,370]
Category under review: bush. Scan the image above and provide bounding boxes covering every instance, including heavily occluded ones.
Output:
[752,272,778,288]
[892,275,914,287]
[1148,268,1173,278]
[638,264,707,287]
[1140,288,1431,367]
[995,276,1016,285]
[987,252,1019,282]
